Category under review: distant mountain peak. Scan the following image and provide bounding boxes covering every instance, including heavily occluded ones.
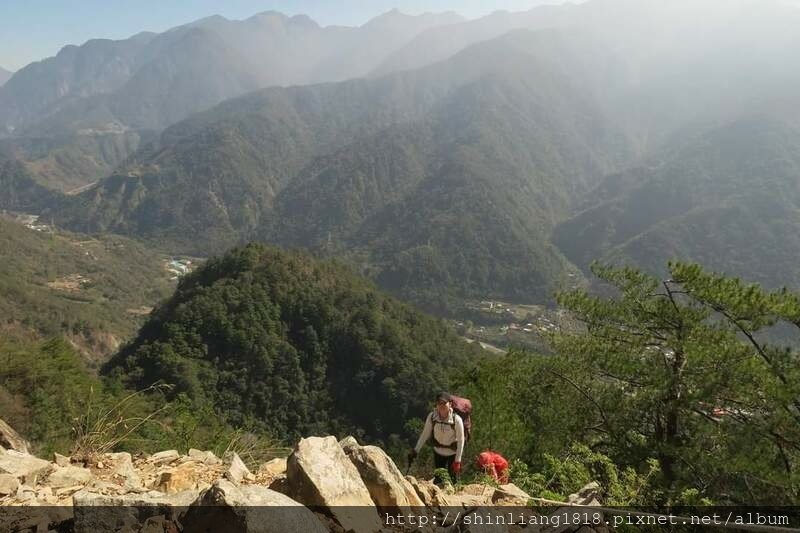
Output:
[288,14,320,28]
[363,8,464,29]
[246,10,291,23]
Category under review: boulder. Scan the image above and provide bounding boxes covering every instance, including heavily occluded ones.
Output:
[73,488,201,506]
[0,418,30,454]
[338,435,359,453]
[105,451,142,490]
[72,489,200,533]
[148,450,180,465]
[567,482,601,506]
[157,462,202,494]
[48,465,93,489]
[54,452,71,467]
[437,484,495,508]
[492,483,533,506]
[182,479,327,533]
[0,472,20,495]
[536,483,602,533]
[257,457,287,478]
[407,476,441,507]
[287,436,380,533]
[340,436,424,512]
[188,448,221,465]
[0,449,52,484]
[0,506,73,533]
[225,452,254,484]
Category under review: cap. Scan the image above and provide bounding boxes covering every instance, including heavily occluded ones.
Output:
[436,391,451,403]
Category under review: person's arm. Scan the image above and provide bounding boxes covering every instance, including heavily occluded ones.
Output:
[454,415,465,463]
[414,413,432,453]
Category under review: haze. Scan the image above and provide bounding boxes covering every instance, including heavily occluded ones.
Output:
[0,0,576,71]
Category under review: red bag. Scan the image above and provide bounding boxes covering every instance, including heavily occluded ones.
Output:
[450,395,472,441]
[476,450,509,483]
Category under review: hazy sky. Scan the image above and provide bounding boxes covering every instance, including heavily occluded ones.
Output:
[0,0,572,72]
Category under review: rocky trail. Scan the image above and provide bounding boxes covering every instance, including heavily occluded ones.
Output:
[1,419,607,533]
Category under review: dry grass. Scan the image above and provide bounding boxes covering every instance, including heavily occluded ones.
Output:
[71,383,172,462]
[220,430,291,470]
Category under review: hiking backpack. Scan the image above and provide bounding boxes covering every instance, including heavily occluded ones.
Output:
[450,395,472,442]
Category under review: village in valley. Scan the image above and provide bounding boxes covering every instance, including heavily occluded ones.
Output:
[451,299,574,354]
[165,257,195,280]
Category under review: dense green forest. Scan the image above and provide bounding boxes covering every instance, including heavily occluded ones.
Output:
[459,262,800,505]
[105,244,484,442]
[3,235,799,505]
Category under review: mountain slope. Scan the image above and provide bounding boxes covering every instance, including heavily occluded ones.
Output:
[0,153,66,212]
[53,30,632,305]
[0,216,173,359]
[0,67,12,87]
[554,116,800,288]
[105,243,483,440]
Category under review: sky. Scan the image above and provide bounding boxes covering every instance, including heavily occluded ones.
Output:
[0,0,572,72]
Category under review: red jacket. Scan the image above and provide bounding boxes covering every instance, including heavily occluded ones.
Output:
[476,450,509,483]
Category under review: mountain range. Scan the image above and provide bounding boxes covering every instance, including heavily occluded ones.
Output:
[49,29,634,308]
[4,0,800,311]
[0,67,12,87]
[0,10,463,191]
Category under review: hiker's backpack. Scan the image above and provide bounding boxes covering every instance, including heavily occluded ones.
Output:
[450,395,472,442]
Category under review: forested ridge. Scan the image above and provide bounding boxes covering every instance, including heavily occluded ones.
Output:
[105,244,484,442]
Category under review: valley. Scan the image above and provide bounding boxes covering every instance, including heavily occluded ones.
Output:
[2,0,800,513]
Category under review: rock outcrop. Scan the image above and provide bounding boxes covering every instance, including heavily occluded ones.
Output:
[0,419,30,454]
[340,436,424,512]
[0,449,51,486]
[0,420,610,533]
[225,452,255,484]
[183,479,327,533]
[287,435,381,533]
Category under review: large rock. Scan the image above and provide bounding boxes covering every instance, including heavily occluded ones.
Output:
[287,436,380,533]
[105,451,143,490]
[72,489,199,533]
[188,448,221,465]
[183,479,327,533]
[492,483,533,506]
[406,475,443,508]
[567,482,601,506]
[148,449,180,465]
[0,506,73,533]
[437,484,496,508]
[225,452,254,484]
[0,419,29,454]
[48,465,93,489]
[0,449,52,484]
[0,473,20,495]
[340,436,424,512]
[157,462,203,494]
[257,457,287,478]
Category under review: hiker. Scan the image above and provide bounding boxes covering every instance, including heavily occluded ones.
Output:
[476,450,509,483]
[408,392,465,484]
